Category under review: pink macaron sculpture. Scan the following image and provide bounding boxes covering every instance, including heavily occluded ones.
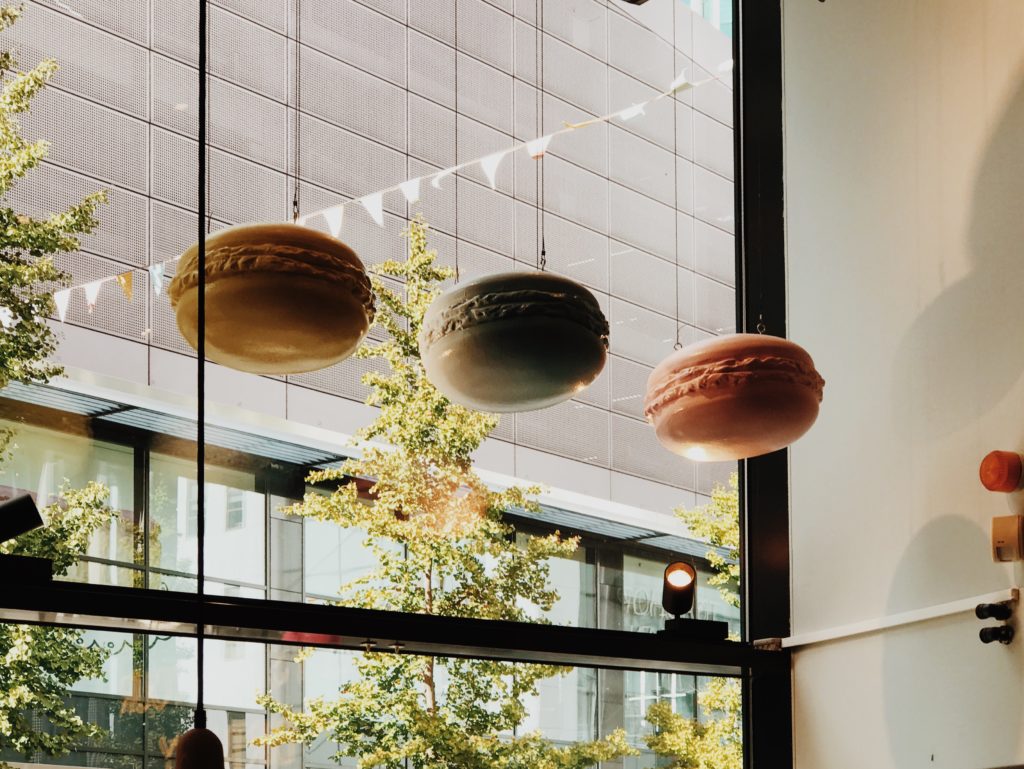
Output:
[643,333,825,462]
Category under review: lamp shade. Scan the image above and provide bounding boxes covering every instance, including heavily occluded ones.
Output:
[662,561,696,618]
[419,271,609,412]
[169,223,375,375]
[174,728,224,769]
[644,333,824,462]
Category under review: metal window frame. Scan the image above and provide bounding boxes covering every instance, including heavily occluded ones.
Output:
[0,0,794,763]
[734,1,793,767]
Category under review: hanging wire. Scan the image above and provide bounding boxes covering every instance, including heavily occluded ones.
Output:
[536,0,546,272]
[453,0,460,281]
[672,0,682,350]
[291,0,302,222]
[195,0,208,731]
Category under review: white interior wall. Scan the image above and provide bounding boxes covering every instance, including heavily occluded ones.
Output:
[785,2,1024,767]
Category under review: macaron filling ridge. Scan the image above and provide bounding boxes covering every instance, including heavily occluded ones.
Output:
[420,287,610,348]
[170,242,375,317]
[644,354,825,420]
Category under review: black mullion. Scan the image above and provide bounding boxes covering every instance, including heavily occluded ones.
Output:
[734,1,793,768]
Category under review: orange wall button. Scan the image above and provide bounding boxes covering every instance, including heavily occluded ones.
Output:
[980,450,1023,492]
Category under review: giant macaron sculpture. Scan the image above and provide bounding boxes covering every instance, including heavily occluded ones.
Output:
[169,223,375,375]
[419,271,609,412]
[643,333,824,462]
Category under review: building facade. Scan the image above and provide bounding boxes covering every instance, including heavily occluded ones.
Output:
[0,1,737,767]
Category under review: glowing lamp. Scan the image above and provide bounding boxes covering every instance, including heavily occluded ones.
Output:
[662,561,696,618]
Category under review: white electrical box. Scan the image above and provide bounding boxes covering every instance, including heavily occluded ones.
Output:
[992,515,1024,562]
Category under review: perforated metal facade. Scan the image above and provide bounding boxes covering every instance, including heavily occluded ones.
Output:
[5,0,735,494]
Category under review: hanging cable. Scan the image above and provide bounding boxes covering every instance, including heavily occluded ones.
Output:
[291,0,302,222]
[537,0,546,272]
[195,0,208,730]
[672,0,681,350]
[453,0,460,281]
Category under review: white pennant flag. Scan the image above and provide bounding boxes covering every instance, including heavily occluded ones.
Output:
[360,193,384,226]
[54,289,71,322]
[431,167,456,189]
[718,59,734,74]
[149,264,165,296]
[526,135,553,159]
[479,151,507,190]
[324,205,344,237]
[84,280,104,313]
[399,177,421,204]
[0,307,13,329]
[618,103,646,121]
[669,70,690,93]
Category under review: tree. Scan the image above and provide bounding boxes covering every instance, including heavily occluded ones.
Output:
[256,217,636,769]
[0,483,117,768]
[675,475,739,609]
[0,3,106,456]
[0,8,113,764]
[642,474,742,769]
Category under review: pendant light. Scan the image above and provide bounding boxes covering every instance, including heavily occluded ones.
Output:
[643,14,824,463]
[168,0,373,376]
[418,1,609,412]
[176,6,226,769]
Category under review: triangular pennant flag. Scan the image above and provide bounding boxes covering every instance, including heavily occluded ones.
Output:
[669,70,690,93]
[0,307,14,330]
[718,59,734,73]
[431,167,455,189]
[54,289,70,322]
[360,193,384,226]
[526,135,553,159]
[149,264,165,296]
[399,177,421,204]
[618,103,646,121]
[84,280,103,313]
[116,271,133,302]
[479,151,507,190]
[324,205,344,237]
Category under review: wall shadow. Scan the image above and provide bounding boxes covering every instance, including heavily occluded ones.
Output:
[883,516,1020,767]
[892,68,1024,440]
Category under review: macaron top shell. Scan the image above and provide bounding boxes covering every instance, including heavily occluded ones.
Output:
[644,333,824,422]
[419,271,609,349]
[169,223,375,318]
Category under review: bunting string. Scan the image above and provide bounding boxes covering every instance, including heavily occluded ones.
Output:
[36,62,731,322]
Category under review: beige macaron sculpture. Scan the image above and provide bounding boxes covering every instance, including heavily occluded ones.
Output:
[169,223,374,375]
[418,271,609,412]
[643,333,825,461]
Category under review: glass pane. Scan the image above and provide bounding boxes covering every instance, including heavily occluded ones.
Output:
[3,0,741,633]
[149,453,264,588]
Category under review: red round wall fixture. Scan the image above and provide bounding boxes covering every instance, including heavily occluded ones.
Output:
[419,271,609,412]
[979,450,1023,492]
[169,223,375,375]
[643,333,825,462]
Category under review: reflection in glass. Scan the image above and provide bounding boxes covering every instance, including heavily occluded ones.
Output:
[149,454,264,588]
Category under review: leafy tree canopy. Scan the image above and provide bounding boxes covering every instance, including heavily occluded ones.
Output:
[256,217,636,769]
[0,3,106,397]
[643,474,742,769]
[0,483,116,768]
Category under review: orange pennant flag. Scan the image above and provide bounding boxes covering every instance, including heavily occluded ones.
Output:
[116,271,133,302]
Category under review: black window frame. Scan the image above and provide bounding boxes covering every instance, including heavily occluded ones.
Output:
[0,1,792,765]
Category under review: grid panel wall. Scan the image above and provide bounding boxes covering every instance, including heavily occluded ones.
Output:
[9,0,735,495]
